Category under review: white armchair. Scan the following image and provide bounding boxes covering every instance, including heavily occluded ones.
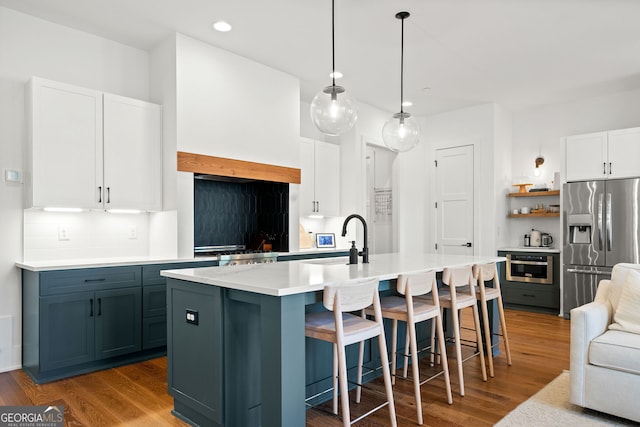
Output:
[570,263,640,423]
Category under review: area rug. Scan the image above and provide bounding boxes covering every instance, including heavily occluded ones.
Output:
[495,371,636,426]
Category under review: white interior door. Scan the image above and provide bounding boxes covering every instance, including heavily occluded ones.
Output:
[435,145,474,255]
[366,145,395,254]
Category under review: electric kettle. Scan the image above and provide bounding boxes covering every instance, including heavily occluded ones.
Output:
[541,233,553,247]
[530,229,542,247]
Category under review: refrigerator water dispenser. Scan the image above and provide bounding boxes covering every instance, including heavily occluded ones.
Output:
[568,214,592,244]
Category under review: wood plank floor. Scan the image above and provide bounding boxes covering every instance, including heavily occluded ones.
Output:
[0,309,570,426]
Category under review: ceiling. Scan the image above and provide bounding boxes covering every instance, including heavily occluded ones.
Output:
[3,0,640,117]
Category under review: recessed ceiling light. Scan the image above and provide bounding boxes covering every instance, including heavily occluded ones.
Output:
[212,21,232,32]
[402,101,413,107]
[329,71,343,79]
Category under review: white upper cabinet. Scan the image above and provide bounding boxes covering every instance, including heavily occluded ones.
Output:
[27,77,162,211]
[607,127,640,179]
[103,94,162,211]
[299,138,340,217]
[565,127,640,182]
[565,131,607,182]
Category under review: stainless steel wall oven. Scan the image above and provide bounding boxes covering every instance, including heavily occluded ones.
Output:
[506,253,553,285]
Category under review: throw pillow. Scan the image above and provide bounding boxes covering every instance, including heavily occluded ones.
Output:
[609,269,640,334]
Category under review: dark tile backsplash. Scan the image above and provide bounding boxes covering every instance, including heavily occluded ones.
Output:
[194,178,289,251]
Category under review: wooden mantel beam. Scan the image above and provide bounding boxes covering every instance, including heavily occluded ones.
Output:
[177,151,301,184]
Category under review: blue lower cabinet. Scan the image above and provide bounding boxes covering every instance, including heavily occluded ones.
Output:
[141,261,217,350]
[95,287,142,359]
[40,291,95,371]
[22,266,151,384]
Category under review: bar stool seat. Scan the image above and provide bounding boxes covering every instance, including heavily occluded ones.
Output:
[431,265,487,397]
[369,270,453,425]
[473,261,512,378]
[305,277,397,427]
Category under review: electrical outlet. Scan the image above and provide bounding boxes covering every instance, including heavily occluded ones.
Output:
[128,226,137,239]
[58,226,70,241]
[186,309,199,325]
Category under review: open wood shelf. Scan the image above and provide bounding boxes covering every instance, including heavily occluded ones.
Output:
[508,212,560,218]
[508,190,560,197]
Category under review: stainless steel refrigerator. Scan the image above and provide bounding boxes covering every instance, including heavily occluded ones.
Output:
[563,178,640,318]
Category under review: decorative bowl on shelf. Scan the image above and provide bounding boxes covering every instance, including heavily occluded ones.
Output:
[512,183,532,193]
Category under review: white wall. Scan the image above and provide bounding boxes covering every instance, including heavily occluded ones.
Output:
[172,34,301,256]
[509,89,640,247]
[0,6,152,372]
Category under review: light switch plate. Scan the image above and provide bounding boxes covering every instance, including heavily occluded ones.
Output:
[3,169,21,183]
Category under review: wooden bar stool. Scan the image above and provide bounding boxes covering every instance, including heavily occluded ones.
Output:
[370,270,453,425]
[305,277,397,427]
[432,265,487,396]
[473,261,512,377]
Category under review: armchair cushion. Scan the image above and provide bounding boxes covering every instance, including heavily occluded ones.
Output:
[609,270,640,335]
[590,330,640,375]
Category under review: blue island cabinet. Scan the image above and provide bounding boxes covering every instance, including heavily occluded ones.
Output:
[167,279,308,427]
[166,278,401,427]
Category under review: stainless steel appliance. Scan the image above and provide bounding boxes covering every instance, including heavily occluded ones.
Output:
[563,178,640,317]
[541,233,553,247]
[194,245,278,266]
[506,253,554,284]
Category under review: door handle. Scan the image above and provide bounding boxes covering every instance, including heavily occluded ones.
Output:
[597,193,604,250]
[98,186,102,203]
[606,192,612,251]
[89,298,94,317]
[461,242,472,247]
[106,187,111,204]
[98,298,102,316]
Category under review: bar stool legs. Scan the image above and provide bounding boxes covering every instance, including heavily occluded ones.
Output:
[474,262,512,378]
[305,278,396,427]
[435,266,488,397]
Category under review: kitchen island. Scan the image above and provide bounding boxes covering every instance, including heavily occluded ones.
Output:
[161,252,505,427]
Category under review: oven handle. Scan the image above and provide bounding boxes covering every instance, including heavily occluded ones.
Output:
[509,260,548,266]
[566,268,608,275]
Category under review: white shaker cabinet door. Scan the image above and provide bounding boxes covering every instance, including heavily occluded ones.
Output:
[103,94,162,211]
[299,139,316,216]
[299,139,340,217]
[29,78,103,209]
[565,131,607,182]
[607,127,640,179]
[313,141,340,217]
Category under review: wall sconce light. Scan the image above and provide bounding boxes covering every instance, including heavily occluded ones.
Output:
[534,156,545,177]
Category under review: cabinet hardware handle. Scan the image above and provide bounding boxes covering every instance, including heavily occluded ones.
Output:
[98,186,102,203]
[460,242,472,247]
[89,298,94,317]
[603,162,606,175]
[316,201,319,212]
[84,278,106,283]
[522,294,535,298]
[106,187,111,204]
[609,162,612,175]
[98,298,102,316]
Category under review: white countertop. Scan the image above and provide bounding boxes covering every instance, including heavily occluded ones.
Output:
[16,256,219,272]
[498,247,560,253]
[161,252,506,297]
[15,249,350,272]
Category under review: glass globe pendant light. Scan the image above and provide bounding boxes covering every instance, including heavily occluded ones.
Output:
[383,11,420,152]
[310,0,357,136]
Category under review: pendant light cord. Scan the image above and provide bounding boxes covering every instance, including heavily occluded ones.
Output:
[400,14,405,114]
[331,0,336,87]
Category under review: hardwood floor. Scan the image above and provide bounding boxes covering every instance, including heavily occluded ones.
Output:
[0,309,570,426]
